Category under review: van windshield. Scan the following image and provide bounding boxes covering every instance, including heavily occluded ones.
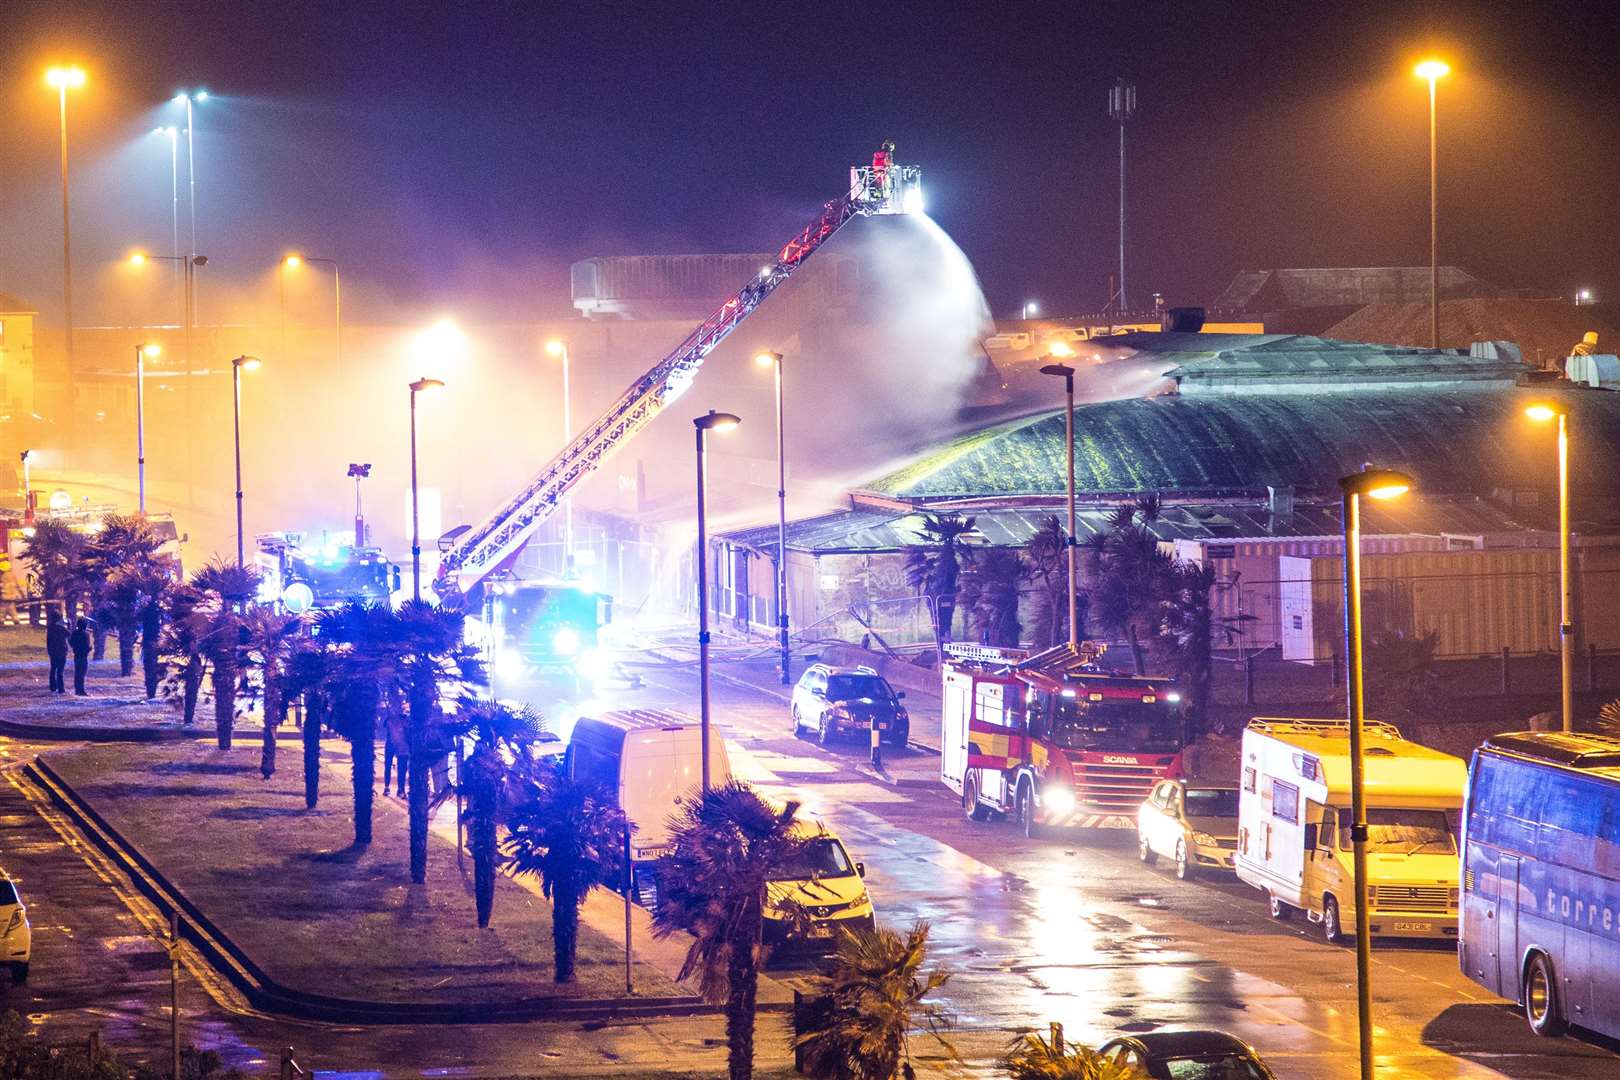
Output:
[771,838,854,880]
[1343,808,1455,854]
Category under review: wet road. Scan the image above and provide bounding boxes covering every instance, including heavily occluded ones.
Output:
[590,651,1620,1079]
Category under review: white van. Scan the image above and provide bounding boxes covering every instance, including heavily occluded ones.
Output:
[1235,717,1467,943]
[566,708,731,864]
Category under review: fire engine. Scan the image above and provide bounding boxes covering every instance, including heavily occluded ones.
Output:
[254,533,400,612]
[484,573,613,689]
[940,641,1188,836]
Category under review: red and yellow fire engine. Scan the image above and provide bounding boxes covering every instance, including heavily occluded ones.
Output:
[940,641,1188,836]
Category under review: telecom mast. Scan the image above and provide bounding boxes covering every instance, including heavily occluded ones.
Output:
[1108,78,1137,312]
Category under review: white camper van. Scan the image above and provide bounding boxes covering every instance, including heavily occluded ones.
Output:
[567,708,732,864]
[1235,717,1467,943]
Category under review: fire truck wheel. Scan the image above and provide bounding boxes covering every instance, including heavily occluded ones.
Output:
[1268,893,1294,921]
[1174,840,1194,881]
[1138,833,1158,865]
[1017,782,1046,840]
[963,773,991,822]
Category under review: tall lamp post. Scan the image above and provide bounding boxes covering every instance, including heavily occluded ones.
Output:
[46,66,86,374]
[694,409,741,791]
[173,91,207,261]
[230,357,261,562]
[152,126,180,287]
[19,451,34,524]
[1527,403,1575,732]
[409,378,445,601]
[282,255,343,368]
[755,351,792,682]
[545,340,574,571]
[1414,60,1449,349]
[348,462,372,548]
[1338,465,1413,1080]
[1022,300,1039,320]
[135,343,162,513]
[1040,340,1080,647]
[129,252,207,449]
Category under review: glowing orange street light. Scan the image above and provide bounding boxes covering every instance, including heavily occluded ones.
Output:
[280,254,342,368]
[1413,58,1450,349]
[46,65,87,372]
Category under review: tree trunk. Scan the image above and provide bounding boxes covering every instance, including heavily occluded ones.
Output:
[182,657,203,724]
[117,619,137,676]
[212,660,235,750]
[92,621,108,661]
[1126,623,1147,676]
[552,879,579,982]
[725,913,762,1080]
[471,786,496,928]
[408,747,430,885]
[347,683,378,846]
[260,672,281,779]
[303,694,323,810]
[140,608,162,699]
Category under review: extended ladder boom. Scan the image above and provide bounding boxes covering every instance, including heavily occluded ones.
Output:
[438,154,922,597]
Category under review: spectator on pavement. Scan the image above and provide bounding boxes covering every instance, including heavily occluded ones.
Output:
[45,609,69,694]
[69,617,92,696]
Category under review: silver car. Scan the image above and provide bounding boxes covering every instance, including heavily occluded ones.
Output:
[1138,779,1239,880]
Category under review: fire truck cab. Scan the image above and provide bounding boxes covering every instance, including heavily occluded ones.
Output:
[941,642,1187,837]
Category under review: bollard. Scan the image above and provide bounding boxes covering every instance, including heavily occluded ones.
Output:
[1501,646,1511,695]
[870,725,883,771]
[1244,654,1256,706]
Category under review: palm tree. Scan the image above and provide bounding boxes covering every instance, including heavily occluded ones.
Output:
[242,606,304,779]
[190,560,260,751]
[652,781,809,1080]
[80,514,165,676]
[313,602,397,847]
[1083,500,1171,674]
[131,564,173,698]
[902,513,977,654]
[391,600,485,886]
[1026,516,1072,649]
[503,761,628,964]
[1001,1030,1144,1080]
[20,520,87,616]
[452,700,543,927]
[957,548,1028,648]
[792,921,954,1080]
[283,644,331,809]
[159,584,209,725]
[1154,561,1251,735]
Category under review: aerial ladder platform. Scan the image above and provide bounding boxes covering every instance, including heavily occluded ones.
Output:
[437,148,923,604]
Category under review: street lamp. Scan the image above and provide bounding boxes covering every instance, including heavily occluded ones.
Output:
[152,126,180,282]
[1414,59,1450,349]
[172,90,207,263]
[19,450,34,523]
[129,252,207,475]
[409,377,445,601]
[348,463,372,548]
[754,351,792,683]
[545,339,574,570]
[1338,464,1413,1080]
[1040,339,1080,648]
[1527,403,1575,733]
[1023,300,1039,320]
[694,409,741,791]
[46,65,86,373]
[135,343,162,513]
[282,254,343,368]
[230,357,261,563]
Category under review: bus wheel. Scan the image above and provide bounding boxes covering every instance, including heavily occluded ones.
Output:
[1268,893,1293,921]
[963,773,991,823]
[1322,896,1345,944]
[1525,953,1568,1037]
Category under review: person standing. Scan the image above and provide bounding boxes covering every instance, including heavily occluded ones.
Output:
[45,609,69,694]
[69,617,92,696]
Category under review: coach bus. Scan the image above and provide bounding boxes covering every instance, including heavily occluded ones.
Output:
[1460,730,1620,1039]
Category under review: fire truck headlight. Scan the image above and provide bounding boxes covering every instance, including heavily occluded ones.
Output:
[1041,786,1076,817]
[552,627,581,656]
[495,650,526,682]
[1166,692,1182,703]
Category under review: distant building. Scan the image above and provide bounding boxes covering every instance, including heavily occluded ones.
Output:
[0,293,38,420]
[1212,266,1527,335]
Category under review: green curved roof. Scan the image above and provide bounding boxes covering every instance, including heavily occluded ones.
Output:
[863,387,1620,501]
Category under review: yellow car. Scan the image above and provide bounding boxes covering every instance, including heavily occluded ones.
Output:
[763,823,875,952]
[1138,779,1239,880]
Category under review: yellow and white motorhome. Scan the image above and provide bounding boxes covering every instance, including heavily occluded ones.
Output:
[1235,717,1467,942]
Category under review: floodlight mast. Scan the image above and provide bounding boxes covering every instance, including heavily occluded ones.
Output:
[436,148,923,601]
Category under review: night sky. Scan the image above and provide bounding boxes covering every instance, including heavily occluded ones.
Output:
[4,0,1618,324]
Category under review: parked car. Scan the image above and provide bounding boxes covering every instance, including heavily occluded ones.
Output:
[790,664,909,747]
[1,871,30,984]
[1138,779,1239,880]
[1097,1030,1276,1079]
[763,818,876,953]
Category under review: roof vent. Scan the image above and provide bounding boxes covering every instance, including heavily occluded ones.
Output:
[1268,485,1295,518]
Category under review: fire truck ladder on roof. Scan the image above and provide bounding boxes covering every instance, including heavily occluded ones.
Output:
[437,153,923,599]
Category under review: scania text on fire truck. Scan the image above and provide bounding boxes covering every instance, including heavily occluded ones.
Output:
[940,641,1188,837]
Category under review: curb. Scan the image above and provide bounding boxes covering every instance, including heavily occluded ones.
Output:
[0,715,193,743]
[25,756,731,1024]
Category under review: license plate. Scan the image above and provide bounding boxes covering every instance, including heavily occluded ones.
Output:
[807,924,834,938]
[1393,921,1429,932]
